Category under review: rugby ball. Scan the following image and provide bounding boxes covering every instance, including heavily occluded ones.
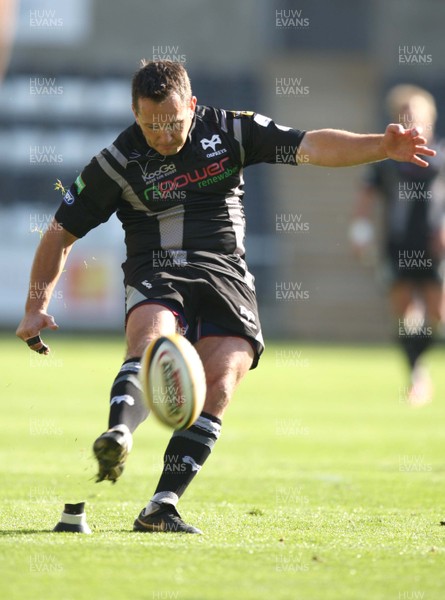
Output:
[140,334,206,430]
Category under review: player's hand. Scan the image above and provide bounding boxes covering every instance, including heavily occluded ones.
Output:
[382,124,436,167]
[16,311,59,355]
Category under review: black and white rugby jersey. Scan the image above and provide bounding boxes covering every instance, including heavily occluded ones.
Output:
[364,142,445,254]
[55,106,305,260]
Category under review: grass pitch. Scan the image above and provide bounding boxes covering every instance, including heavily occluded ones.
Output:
[1,334,444,600]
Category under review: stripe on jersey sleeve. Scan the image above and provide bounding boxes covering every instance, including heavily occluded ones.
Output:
[96,152,150,213]
[219,109,228,133]
[107,143,128,169]
[232,118,245,165]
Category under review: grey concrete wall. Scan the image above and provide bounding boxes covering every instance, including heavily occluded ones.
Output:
[260,54,391,341]
[11,0,269,74]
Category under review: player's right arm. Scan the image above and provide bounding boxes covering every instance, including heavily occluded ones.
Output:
[17,141,125,353]
[16,219,78,354]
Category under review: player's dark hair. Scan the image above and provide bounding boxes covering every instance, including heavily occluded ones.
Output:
[132,60,192,110]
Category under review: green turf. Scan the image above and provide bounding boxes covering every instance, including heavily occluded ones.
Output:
[1,333,444,600]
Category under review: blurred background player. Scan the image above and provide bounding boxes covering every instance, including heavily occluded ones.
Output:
[350,84,445,406]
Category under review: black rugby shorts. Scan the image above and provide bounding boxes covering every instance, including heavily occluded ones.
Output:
[123,250,264,369]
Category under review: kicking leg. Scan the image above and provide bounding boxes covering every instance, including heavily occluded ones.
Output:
[94,303,177,482]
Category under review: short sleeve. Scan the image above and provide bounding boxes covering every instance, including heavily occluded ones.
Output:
[227,111,306,167]
[55,155,122,238]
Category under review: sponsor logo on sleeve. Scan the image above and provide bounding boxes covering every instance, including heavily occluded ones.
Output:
[63,190,75,205]
[74,175,85,194]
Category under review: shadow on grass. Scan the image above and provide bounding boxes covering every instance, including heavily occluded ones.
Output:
[0,528,138,535]
[0,529,55,535]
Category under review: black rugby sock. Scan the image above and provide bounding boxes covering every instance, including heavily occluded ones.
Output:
[397,322,434,371]
[108,358,149,433]
[146,412,222,511]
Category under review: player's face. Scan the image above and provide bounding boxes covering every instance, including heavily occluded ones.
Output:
[133,93,197,156]
[399,100,435,141]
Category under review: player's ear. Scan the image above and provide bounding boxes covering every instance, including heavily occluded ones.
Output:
[189,96,197,112]
[132,104,140,124]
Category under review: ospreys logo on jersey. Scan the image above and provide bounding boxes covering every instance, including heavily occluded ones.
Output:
[200,135,227,159]
[200,135,222,152]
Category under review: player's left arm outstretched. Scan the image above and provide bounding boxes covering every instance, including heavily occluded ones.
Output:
[297,124,436,168]
[16,219,78,354]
